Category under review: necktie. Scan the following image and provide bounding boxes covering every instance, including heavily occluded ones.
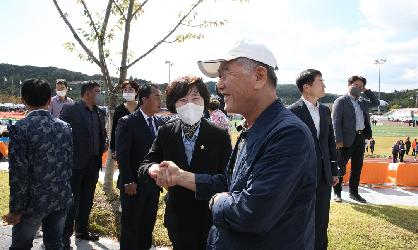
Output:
[147,117,156,138]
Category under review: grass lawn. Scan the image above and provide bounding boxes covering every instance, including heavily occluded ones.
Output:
[230,119,418,159]
[368,123,418,158]
[1,171,417,249]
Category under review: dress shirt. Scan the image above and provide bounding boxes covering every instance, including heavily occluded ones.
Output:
[48,95,74,118]
[349,95,365,131]
[181,125,200,166]
[302,96,320,138]
[140,108,157,135]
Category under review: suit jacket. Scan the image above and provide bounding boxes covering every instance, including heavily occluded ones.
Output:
[332,90,379,147]
[110,102,139,152]
[288,99,338,186]
[139,118,232,222]
[8,110,73,218]
[115,108,164,189]
[60,100,107,169]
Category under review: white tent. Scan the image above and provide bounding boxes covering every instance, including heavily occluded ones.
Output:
[382,108,418,121]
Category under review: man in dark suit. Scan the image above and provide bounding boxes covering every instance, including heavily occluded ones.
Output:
[115,83,163,250]
[288,69,338,250]
[60,81,108,248]
[332,76,379,203]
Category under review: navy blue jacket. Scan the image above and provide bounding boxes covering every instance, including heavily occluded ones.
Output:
[195,100,317,250]
[8,110,73,219]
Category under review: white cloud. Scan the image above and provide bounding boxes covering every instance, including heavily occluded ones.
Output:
[360,0,418,32]
[1,0,417,96]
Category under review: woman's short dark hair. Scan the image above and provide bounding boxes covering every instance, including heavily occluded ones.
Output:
[208,98,220,111]
[21,78,52,107]
[348,76,367,86]
[165,76,209,113]
[81,81,100,97]
[121,80,140,99]
[138,83,159,105]
[121,80,140,93]
[296,69,322,93]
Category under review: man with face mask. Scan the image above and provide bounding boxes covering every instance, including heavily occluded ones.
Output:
[115,83,163,250]
[48,79,74,118]
[60,81,108,249]
[332,76,379,203]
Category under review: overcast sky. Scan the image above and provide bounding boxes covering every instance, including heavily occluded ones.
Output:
[1,0,418,95]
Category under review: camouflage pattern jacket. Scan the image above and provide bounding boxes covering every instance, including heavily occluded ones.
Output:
[8,109,73,218]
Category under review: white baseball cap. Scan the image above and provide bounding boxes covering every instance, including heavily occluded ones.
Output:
[197,39,278,78]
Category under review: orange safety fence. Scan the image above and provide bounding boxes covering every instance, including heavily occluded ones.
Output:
[343,161,418,187]
[0,112,25,120]
[0,142,8,157]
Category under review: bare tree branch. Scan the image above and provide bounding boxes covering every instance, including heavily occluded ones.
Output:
[52,0,101,66]
[80,0,100,38]
[112,0,126,21]
[127,0,204,69]
[132,0,149,18]
[101,0,114,40]
[99,0,114,87]
[119,0,136,83]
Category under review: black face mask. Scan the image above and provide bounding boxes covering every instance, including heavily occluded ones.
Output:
[349,87,361,97]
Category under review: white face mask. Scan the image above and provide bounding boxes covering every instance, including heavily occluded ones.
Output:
[123,92,136,102]
[56,90,67,97]
[176,102,204,125]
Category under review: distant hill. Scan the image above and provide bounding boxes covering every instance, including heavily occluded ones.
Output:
[1,63,416,109]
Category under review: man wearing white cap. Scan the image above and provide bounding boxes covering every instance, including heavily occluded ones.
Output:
[148,39,317,249]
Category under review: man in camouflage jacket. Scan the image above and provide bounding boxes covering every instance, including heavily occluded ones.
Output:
[6,79,73,250]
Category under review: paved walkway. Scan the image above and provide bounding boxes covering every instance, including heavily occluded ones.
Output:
[0,227,171,249]
[1,162,418,249]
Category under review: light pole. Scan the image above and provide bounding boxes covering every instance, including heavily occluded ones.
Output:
[18,81,22,98]
[165,60,173,84]
[374,58,386,115]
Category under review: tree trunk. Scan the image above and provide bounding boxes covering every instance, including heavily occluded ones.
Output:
[102,69,118,193]
[103,107,116,193]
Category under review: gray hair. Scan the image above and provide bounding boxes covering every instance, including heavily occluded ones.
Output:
[235,57,278,87]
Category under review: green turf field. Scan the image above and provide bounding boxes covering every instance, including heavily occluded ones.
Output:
[369,123,418,158]
[230,120,418,158]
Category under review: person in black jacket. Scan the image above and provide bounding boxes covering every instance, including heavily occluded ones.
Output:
[392,141,400,163]
[405,137,411,155]
[116,83,163,250]
[399,140,406,162]
[110,80,140,159]
[60,81,108,248]
[288,69,338,250]
[139,76,232,250]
